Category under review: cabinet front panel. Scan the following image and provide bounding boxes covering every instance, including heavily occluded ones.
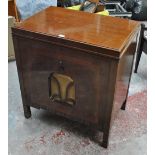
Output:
[17,37,110,126]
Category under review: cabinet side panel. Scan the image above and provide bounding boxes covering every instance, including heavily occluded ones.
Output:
[111,38,137,121]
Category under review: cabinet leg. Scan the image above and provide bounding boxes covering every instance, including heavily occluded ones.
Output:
[121,99,127,110]
[102,120,111,148]
[23,104,31,119]
[102,129,110,148]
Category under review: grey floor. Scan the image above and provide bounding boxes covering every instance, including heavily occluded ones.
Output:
[8,53,147,155]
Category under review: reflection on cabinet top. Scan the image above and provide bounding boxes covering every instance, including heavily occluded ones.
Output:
[13,6,140,56]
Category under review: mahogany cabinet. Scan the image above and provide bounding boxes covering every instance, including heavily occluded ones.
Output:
[12,7,140,148]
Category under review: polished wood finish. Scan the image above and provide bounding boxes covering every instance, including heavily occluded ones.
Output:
[8,0,19,22]
[12,7,140,148]
[8,0,16,17]
[13,7,139,57]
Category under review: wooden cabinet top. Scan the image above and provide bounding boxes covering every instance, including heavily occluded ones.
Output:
[14,7,139,58]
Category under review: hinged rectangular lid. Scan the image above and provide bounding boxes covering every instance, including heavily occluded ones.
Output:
[13,7,140,58]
